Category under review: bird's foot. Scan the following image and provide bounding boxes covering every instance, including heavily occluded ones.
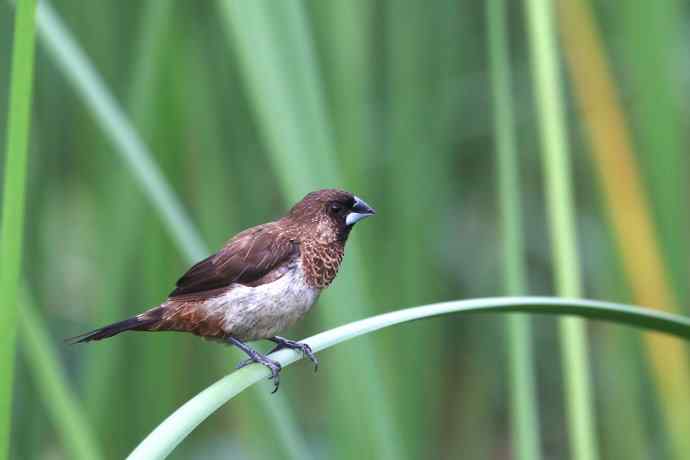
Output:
[228,337,283,393]
[234,352,282,393]
[269,336,319,373]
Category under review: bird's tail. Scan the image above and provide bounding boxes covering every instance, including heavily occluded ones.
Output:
[66,308,164,344]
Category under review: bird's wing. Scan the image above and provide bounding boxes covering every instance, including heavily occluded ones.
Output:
[168,223,299,299]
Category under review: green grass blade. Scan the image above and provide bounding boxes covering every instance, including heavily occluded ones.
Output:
[616,4,690,456]
[127,0,174,126]
[82,0,174,442]
[34,1,206,262]
[218,2,403,459]
[523,1,598,459]
[557,1,690,458]
[487,1,542,459]
[383,2,448,455]
[126,8,185,444]
[18,293,103,460]
[618,1,690,306]
[129,296,690,460]
[307,0,370,186]
[218,0,336,196]
[2,8,106,455]
[0,1,37,458]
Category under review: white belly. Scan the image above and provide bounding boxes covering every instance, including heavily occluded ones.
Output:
[204,260,320,341]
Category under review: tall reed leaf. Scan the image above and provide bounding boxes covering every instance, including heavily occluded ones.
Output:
[558,1,690,458]
[4,8,102,457]
[130,296,690,460]
[307,0,370,186]
[487,1,542,458]
[384,2,445,455]
[618,1,690,306]
[0,1,37,458]
[83,0,174,442]
[523,1,598,459]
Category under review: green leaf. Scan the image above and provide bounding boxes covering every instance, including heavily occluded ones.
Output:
[0,1,37,458]
[487,0,542,458]
[129,296,690,460]
[524,0,598,458]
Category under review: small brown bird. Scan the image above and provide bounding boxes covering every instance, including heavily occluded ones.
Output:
[70,189,375,391]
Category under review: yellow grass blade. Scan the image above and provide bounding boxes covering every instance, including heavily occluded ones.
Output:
[558,1,690,458]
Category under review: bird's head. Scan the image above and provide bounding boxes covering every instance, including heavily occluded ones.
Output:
[287,189,376,243]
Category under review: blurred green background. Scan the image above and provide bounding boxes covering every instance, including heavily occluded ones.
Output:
[2,0,690,459]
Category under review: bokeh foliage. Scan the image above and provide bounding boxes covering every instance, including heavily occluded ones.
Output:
[1,0,689,459]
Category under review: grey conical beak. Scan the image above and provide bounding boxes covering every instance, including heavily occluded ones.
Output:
[346,196,376,226]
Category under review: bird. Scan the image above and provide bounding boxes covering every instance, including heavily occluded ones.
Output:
[68,189,376,392]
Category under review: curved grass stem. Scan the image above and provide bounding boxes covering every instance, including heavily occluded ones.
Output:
[129,296,690,460]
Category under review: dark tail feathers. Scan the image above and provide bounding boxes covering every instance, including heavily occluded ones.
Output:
[66,309,163,344]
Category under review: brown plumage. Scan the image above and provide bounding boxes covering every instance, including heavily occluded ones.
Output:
[69,189,376,391]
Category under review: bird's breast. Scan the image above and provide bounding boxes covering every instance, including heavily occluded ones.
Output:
[301,240,345,288]
[205,260,321,341]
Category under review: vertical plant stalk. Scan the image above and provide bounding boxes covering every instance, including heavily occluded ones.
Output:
[0,0,37,458]
[487,1,542,459]
[384,1,444,457]
[2,9,101,456]
[557,1,690,458]
[83,0,173,440]
[309,0,371,187]
[523,1,598,459]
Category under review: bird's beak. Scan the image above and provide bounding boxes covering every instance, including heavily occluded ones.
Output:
[346,196,376,226]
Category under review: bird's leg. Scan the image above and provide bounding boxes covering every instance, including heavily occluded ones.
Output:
[235,336,319,373]
[228,336,282,393]
[268,336,318,372]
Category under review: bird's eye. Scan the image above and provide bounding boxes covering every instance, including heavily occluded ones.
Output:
[330,203,343,213]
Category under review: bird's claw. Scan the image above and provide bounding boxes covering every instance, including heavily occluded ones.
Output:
[234,337,316,393]
[234,355,282,393]
[270,337,319,373]
[297,343,319,373]
[266,361,282,393]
